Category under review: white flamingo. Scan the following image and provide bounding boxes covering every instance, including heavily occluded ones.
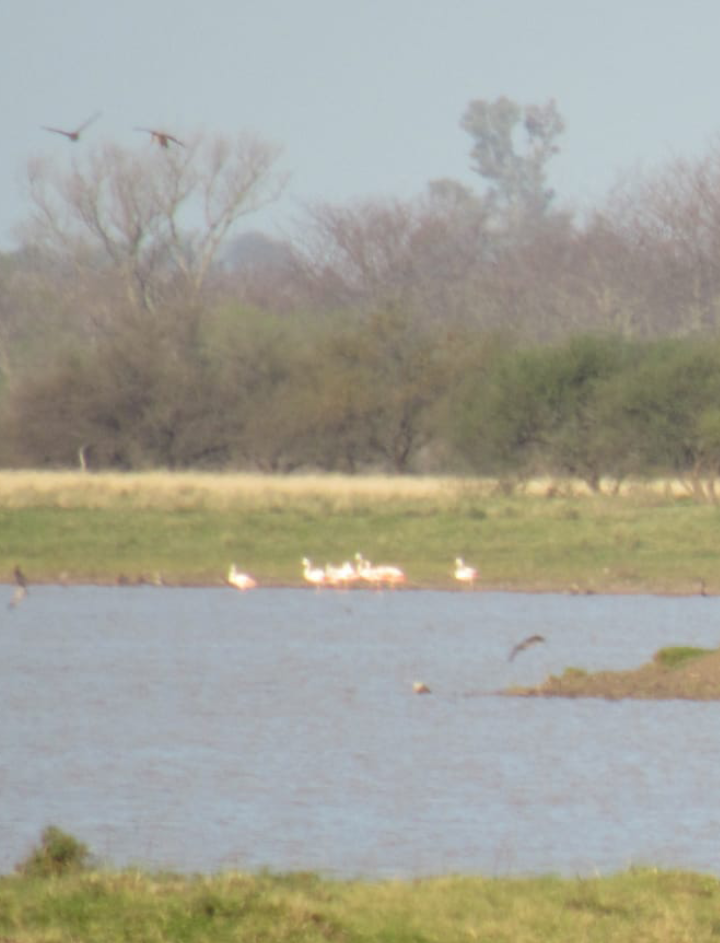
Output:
[325,561,356,588]
[227,564,257,591]
[454,557,477,587]
[354,553,382,587]
[302,557,327,588]
[355,553,405,587]
[374,564,406,587]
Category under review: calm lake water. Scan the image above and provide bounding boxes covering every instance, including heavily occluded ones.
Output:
[3,586,720,878]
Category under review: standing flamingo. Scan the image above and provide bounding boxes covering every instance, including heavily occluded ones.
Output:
[355,553,405,587]
[454,558,477,588]
[354,553,382,588]
[324,561,356,588]
[227,564,257,591]
[374,564,406,587]
[302,557,327,588]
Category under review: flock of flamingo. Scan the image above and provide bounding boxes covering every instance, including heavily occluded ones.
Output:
[227,556,478,592]
[226,555,545,695]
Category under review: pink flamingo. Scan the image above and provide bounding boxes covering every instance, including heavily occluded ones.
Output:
[227,564,257,591]
[374,564,406,587]
[355,553,405,588]
[324,561,357,588]
[302,557,327,589]
[454,558,477,588]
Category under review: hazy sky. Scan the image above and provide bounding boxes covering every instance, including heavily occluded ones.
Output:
[3,0,720,246]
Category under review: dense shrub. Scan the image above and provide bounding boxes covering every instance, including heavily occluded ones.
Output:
[3,310,720,484]
[16,826,92,877]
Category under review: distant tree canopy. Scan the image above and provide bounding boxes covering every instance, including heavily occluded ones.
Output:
[3,100,720,486]
[461,96,565,225]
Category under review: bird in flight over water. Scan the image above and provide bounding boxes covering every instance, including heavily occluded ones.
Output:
[9,565,27,609]
[42,112,101,141]
[508,634,545,662]
[135,127,185,149]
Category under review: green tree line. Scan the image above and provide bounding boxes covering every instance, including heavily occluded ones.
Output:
[5,321,720,488]
[4,99,720,477]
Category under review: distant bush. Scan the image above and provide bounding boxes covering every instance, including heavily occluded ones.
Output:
[16,825,92,877]
[654,647,714,670]
[561,667,588,679]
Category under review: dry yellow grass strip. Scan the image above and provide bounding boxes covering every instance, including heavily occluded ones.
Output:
[0,470,706,510]
[0,471,464,510]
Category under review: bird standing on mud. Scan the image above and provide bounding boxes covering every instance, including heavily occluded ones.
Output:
[9,565,27,609]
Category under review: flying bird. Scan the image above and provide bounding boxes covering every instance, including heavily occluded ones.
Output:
[508,634,545,662]
[41,112,101,142]
[9,565,27,609]
[135,127,185,149]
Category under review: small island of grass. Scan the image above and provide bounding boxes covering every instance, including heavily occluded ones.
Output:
[507,646,720,700]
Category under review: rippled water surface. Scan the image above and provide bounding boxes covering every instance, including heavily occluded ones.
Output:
[3,586,720,877]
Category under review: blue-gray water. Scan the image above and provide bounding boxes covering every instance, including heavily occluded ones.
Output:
[3,586,720,878]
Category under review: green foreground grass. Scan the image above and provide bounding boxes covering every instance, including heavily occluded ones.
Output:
[4,867,720,942]
[0,472,719,591]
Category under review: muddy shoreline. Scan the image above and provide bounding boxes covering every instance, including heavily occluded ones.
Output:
[2,576,716,595]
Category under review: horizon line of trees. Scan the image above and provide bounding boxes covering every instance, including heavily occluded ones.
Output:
[4,328,720,495]
[3,98,720,483]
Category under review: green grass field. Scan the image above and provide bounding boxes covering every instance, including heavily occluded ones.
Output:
[3,865,720,942]
[0,471,719,591]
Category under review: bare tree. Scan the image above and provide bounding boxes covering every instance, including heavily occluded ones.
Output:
[291,197,423,309]
[21,131,287,319]
[582,140,720,338]
[290,187,494,325]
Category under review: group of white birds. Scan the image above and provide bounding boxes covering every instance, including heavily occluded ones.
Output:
[302,553,407,589]
[227,556,478,591]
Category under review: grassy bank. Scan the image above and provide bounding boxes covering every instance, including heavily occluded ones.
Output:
[2,866,720,942]
[509,645,720,700]
[0,471,719,591]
